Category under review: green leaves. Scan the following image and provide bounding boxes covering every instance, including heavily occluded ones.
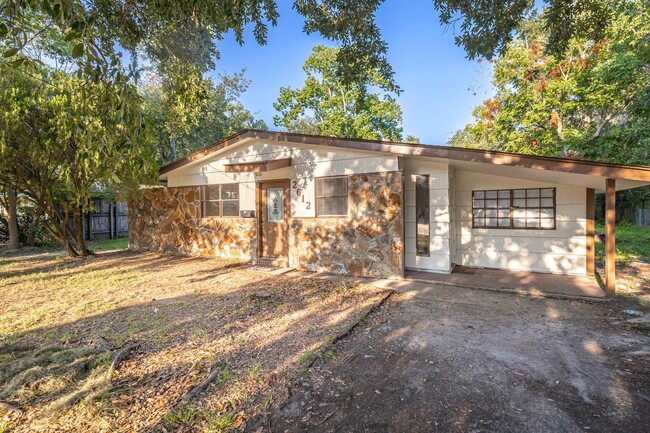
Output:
[1,45,30,68]
[142,69,267,164]
[71,43,84,58]
[451,0,650,168]
[0,65,158,227]
[3,47,19,58]
[274,45,405,141]
[435,0,533,60]
[0,0,625,109]
[64,31,80,42]
[434,1,613,60]
[295,0,399,93]
[543,0,612,56]
[8,57,26,68]
[0,0,403,100]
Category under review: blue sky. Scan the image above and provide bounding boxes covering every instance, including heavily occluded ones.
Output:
[210,0,494,145]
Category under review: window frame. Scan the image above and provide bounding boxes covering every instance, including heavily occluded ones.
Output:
[315,175,349,218]
[415,174,430,256]
[471,187,556,230]
[201,184,240,218]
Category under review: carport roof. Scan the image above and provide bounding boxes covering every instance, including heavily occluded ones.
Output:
[158,129,650,189]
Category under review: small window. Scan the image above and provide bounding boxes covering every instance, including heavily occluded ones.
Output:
[315,176,348,217]
[472,188,555,229]
[201,184,240,217]
[415,175,430,256]
[266,187,285,222]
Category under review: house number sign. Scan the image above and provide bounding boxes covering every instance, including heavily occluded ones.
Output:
[291,180,311,210]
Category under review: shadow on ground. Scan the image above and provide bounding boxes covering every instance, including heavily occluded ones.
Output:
[254,282,650,433]
[0,250,389,432]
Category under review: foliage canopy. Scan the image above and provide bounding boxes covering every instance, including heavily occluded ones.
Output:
[0,66,156,255]
[142,69,267,164]
[451,1,650,166]
[1,1,618,93]
[274,45,406,141]
[451,0,650,220]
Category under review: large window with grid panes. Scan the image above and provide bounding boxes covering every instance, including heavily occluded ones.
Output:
[472,188,556,229]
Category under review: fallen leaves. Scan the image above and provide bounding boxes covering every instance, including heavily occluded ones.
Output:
[0,250,389,432]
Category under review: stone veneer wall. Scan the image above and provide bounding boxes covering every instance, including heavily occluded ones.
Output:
[289,171,404,278]
[129,186,256,259]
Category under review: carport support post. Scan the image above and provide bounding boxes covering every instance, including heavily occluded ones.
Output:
[605,179,616,297]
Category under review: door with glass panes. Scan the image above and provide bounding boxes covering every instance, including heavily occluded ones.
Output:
[258,180,290,258]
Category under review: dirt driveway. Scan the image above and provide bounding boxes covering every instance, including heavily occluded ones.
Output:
[258,282,650,433]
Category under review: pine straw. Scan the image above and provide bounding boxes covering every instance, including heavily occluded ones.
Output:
[0,250,390,432]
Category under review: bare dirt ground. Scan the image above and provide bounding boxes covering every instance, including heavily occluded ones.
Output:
[2,245,648,432]
[258,282,650,433]
[0,249,390,432]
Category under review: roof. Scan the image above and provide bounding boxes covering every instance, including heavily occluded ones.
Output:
[159,129,650,185]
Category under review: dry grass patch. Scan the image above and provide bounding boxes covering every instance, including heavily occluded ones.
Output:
[0,249,390,432]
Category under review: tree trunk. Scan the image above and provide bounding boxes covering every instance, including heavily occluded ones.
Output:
[7,187,19,250]
[170,136,177,161]
[39,215,79,257]
[74,205,91,256]
[64,237,80,257]
[25,207,42,246]
[26,190,82,257]
[54,201,81,257]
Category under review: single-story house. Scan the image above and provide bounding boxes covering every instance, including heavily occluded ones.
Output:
[128,129,650,297]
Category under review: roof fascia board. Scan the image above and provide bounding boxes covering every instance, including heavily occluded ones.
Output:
[159,132,256,177]
[159,129,650,182]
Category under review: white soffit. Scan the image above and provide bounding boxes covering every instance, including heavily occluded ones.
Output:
[432,157,648,192]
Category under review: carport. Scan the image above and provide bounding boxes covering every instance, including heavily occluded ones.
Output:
[406,266,605,299]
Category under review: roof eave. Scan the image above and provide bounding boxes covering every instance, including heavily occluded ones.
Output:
[157,129,650,183]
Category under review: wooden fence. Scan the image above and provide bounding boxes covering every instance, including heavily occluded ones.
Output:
[637,209,650,227]
[72,199,128,240]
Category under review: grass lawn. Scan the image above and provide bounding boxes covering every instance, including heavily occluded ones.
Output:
[595,223,650,302]
[595,222,650,266]
[87,238,128,251]
[0,249,390,432]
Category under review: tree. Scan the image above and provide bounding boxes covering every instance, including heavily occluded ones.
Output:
[5,188,19,249]
[0,10,265,256]
[451,2,649,164]
[451,0,650,220]
[1,1,616,101]
[404,135,421,144]
[0,186,19,249]
[0,67,156,256]
[142,70,267,163]
[274,45,407,141]
[434,0,612,59]
[1,0,398,98]
[0,12,158,256]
